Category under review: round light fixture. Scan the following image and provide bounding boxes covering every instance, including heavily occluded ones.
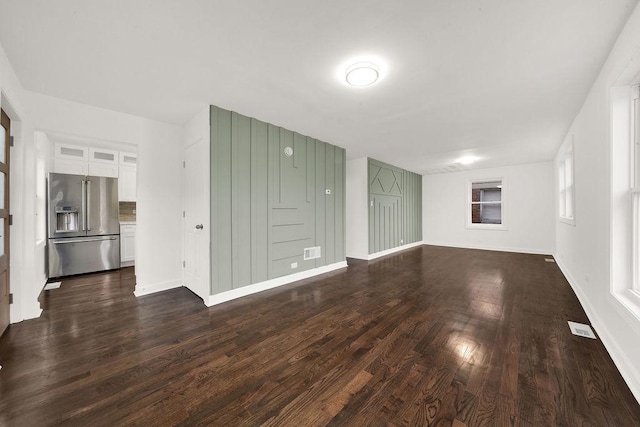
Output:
[345,62,379,87]
[457,156,479,165]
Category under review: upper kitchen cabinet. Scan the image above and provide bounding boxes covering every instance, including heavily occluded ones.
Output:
[118,152,137,202]
[53,143,89,175]
[88,148,118,177]
[52,142,137,201]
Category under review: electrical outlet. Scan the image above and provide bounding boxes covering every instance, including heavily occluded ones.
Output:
[291,262,298,269]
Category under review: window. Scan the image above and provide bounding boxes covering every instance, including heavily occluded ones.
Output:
[467,178,506,229]
[558,138,575,225]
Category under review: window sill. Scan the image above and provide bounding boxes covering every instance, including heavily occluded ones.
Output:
[612,289,640,327]
[465,224,508,231]
[559,216,575,226]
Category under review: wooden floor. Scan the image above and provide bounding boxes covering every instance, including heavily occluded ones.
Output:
[0,246,639,426]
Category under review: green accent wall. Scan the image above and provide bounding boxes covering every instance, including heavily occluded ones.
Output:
[368,158,422,254]
[210,106,346,295]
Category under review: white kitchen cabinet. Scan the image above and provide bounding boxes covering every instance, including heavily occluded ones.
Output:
[118,165,137,201]
[89,147,118,164]
[54,158,89,175]
[53,143,89,175]
[88,162,118,178]
[119,152,137,166]
[55,143,89,161]
[120,224,136,266]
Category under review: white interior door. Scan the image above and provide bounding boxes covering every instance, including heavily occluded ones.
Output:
[183,137,209,301]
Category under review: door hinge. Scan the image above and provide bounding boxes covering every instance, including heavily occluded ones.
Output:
[183,261,185,268]
[8,215,12,226]
[183,161,186,168]
[9,293,13,304]
[9,136,14,147]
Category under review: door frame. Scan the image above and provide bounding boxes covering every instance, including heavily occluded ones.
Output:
[1,108,11,336]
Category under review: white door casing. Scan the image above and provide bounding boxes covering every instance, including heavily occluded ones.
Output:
[183,137,209,301]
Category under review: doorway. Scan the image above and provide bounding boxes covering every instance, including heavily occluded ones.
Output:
[0,109,11,336]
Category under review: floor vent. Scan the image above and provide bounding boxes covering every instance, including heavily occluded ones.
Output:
[545,258,556,263]
[568,321,597,339]
[44,281,62,291]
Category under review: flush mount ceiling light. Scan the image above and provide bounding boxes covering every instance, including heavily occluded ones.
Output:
[457,156,479,165]
[345,62,380,87]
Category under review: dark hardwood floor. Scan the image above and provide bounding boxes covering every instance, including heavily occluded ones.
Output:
[0,245,639,426]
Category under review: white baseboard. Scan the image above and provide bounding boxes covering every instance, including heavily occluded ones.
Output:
[555,255,640,404]
[423,241,553,255]
[23,305,43,321]
[348,241,424,261]
[206,261,348,307]
[134,279,182,297]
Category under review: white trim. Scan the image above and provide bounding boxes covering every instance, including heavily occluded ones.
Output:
[206,261,348,307]
[559,216,576,226]
[423,241,552,255]
[360,241,424,260]
[134,279,182,297]
[555,256,640,404]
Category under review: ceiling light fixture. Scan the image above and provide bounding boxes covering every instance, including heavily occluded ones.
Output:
[457,156,479,165]
[345,62,379,87]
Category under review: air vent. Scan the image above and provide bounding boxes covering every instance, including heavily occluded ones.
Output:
[568,321,597,339]
[303,246,321,260]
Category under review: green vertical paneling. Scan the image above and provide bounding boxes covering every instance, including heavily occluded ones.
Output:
[210,106,233,294]
[267,124,280,280]
[335,148,346,262]
[233,113,252,289]
[368,158,422,255]
[315,140,326,268]
[324,144,335,264]
[251,118,269,284]
[402,170,422,245]
[210,105,346,294]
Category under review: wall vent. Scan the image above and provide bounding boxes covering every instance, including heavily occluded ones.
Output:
[303,246,321,260]
[568,321,597,339]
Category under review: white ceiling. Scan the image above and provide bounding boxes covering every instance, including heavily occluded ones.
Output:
[0,0,637,174]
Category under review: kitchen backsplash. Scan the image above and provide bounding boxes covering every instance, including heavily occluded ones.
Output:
[119,201,136,222]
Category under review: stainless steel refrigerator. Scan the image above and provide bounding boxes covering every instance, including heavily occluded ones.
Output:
[47,172,120,278]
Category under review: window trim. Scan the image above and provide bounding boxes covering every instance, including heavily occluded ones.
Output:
[631,86,640,296]
[558,137,575,226]
[466,177,507,230]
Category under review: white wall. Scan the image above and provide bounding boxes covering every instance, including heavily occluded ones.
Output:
[554,2,640,402]
[25,91,184,297]
[346,157,368,259]
[423,162,555,254]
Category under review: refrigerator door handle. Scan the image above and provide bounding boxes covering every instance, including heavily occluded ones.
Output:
[86,180,92,231]
[81,180,87,231]
[52,237,118,244]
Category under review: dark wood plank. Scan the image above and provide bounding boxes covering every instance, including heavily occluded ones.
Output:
[0,247,639,426]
